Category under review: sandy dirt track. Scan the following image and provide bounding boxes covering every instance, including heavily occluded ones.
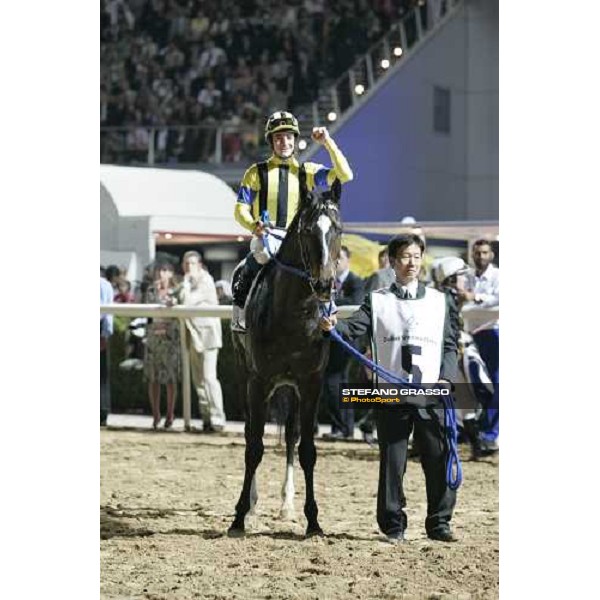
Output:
[101,430,498,600]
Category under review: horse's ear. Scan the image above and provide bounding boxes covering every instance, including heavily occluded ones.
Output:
[331,178,342,204]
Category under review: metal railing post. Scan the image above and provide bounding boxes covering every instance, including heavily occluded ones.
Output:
[366,53,375,88]
[178,318,192,431]
[331,87,340,117]
[399,20,408,52]
[428,0,444,26]
[148,128,155,166]
[415,4,424,39]
[382,36,391,62]
[312,102,319,127]
[348,70,357,105]
[215,127,223,164]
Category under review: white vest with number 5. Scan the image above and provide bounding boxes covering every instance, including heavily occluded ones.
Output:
[371,287,446,385]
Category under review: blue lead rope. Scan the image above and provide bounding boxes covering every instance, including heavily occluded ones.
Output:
[442,393,462,491]
[258,218,462,490]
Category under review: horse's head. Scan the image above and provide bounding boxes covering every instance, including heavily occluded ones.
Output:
[291,178,343,301]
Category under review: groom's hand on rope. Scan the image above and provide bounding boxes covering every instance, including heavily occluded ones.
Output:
[319,314,337,332]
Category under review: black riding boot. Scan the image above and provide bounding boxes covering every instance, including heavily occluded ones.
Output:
[232,254,261,308]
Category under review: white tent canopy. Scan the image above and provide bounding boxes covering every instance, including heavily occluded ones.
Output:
[100,164,247,237]
[100,165,248,268]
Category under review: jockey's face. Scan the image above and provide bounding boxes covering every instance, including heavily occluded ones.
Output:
[272,131,296,159]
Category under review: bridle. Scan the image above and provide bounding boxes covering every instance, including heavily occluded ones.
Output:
[262,200,340,299]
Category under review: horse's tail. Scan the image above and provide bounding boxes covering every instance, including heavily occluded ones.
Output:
[270,385,294,426]
[270,386,300,447]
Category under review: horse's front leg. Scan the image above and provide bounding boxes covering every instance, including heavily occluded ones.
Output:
[228,377,267,537]
[280,390,299,520]
[248,474,259,516]
[298,376,324,538]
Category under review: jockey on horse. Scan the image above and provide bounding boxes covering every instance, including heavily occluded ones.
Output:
[232,110,354,330]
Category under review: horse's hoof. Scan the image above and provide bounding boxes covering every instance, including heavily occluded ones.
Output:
[305,526,324,538]
[227,526,246,538]
[227,519,246,538]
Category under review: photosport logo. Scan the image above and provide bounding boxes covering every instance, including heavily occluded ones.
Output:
[337,383,455,410]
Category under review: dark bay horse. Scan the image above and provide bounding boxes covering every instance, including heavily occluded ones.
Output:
[228,175,343,538]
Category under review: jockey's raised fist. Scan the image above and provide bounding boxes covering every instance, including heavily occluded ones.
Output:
[311,127,331,145]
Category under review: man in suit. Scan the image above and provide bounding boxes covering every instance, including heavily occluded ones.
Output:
[458,239,499,452]
[334,245,364,305]
[322,245,365,440]
[365,247,396,293]
[178,251,226,433]
[320,234,459,543]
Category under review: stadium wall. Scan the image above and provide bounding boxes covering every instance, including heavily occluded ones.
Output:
[312,0,498,223]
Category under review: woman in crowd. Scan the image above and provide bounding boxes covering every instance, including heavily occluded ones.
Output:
[143,262,181,429]
[114,278,135,303]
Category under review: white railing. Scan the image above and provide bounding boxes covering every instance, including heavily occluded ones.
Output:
[100,304,360,431]
[100,124,267,166]
[101,300,498,430]
[461,305,499,335]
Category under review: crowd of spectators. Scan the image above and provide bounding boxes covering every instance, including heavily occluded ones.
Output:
[101,256,227,431]
[101,0,422,163]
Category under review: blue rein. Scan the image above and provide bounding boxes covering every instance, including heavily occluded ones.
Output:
[262,232,314,281]
[259,210,314,282]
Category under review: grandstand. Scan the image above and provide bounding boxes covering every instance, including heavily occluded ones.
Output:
[101,0,437,170]
[101,0,496,225]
